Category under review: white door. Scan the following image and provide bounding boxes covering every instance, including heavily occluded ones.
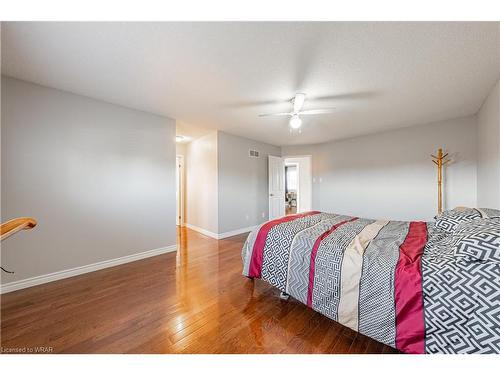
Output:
[268,155,285,220]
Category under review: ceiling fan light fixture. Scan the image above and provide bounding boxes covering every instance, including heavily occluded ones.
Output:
[259,92,336,133]
[289,115,302,129]
[293,93,306,113]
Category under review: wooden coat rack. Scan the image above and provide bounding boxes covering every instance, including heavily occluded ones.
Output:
[431,148,451,215]
[1,217,37,274]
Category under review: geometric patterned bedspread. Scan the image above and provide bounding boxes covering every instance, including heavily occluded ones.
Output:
[241,211,500,354]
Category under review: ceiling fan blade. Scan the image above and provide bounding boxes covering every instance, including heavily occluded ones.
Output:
[299,108,336,115]
[258,112,293,117]
[293,93,306,113]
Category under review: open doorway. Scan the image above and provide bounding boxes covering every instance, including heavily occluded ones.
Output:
[283,156,312,215]
[285,163,298,215]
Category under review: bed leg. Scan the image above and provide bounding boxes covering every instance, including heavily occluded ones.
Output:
[279,291,290,300]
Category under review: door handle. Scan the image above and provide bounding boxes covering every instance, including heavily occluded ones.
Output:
[269,194,274,197]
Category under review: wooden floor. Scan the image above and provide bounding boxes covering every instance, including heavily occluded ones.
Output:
[1,227,399,354]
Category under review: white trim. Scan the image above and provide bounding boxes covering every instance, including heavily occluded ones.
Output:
[185,223,219,239]
[185,223,256,240]
[0,244,178,294]
[218,225,256,239]
[176,154,185,226]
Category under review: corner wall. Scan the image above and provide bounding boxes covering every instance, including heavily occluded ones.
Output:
[1,77,177,286]
[185,131,219,234]
[217,131,281,234]
[477,79,500,208]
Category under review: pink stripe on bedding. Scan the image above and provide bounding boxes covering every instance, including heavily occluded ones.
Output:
[307,217,358,307]
[247,211,321,278]
[394,221,428,354]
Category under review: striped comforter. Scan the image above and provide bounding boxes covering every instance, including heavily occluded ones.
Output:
[241,211,500,354]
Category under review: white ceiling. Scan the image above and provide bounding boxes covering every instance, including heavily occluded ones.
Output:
[2,22,499,146]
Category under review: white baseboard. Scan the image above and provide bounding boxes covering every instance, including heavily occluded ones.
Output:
[218,225,256,239]
[185,223,256,240]
[0,244,178,294]
[185,223,219,239]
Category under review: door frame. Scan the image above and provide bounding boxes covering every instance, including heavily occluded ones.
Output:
[176,155,185,226]
[282,155,312,213]
[284,161,300,214]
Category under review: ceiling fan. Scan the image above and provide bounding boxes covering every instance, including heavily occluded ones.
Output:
[258,93,335,130]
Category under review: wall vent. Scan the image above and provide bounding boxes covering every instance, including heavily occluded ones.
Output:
[249,149,260,158]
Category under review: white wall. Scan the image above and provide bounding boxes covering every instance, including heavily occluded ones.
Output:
[1,77,177,284]
[185,131,219,234]
[217,131,281,234]
[477,80,500,208]
[283,156,312,213]
[282,116,477,221]
[175,141,187,158]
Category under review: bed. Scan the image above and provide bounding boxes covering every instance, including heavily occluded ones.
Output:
[241,209,500,354]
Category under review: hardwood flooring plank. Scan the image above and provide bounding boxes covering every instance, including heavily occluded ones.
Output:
[1,227,398,354]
